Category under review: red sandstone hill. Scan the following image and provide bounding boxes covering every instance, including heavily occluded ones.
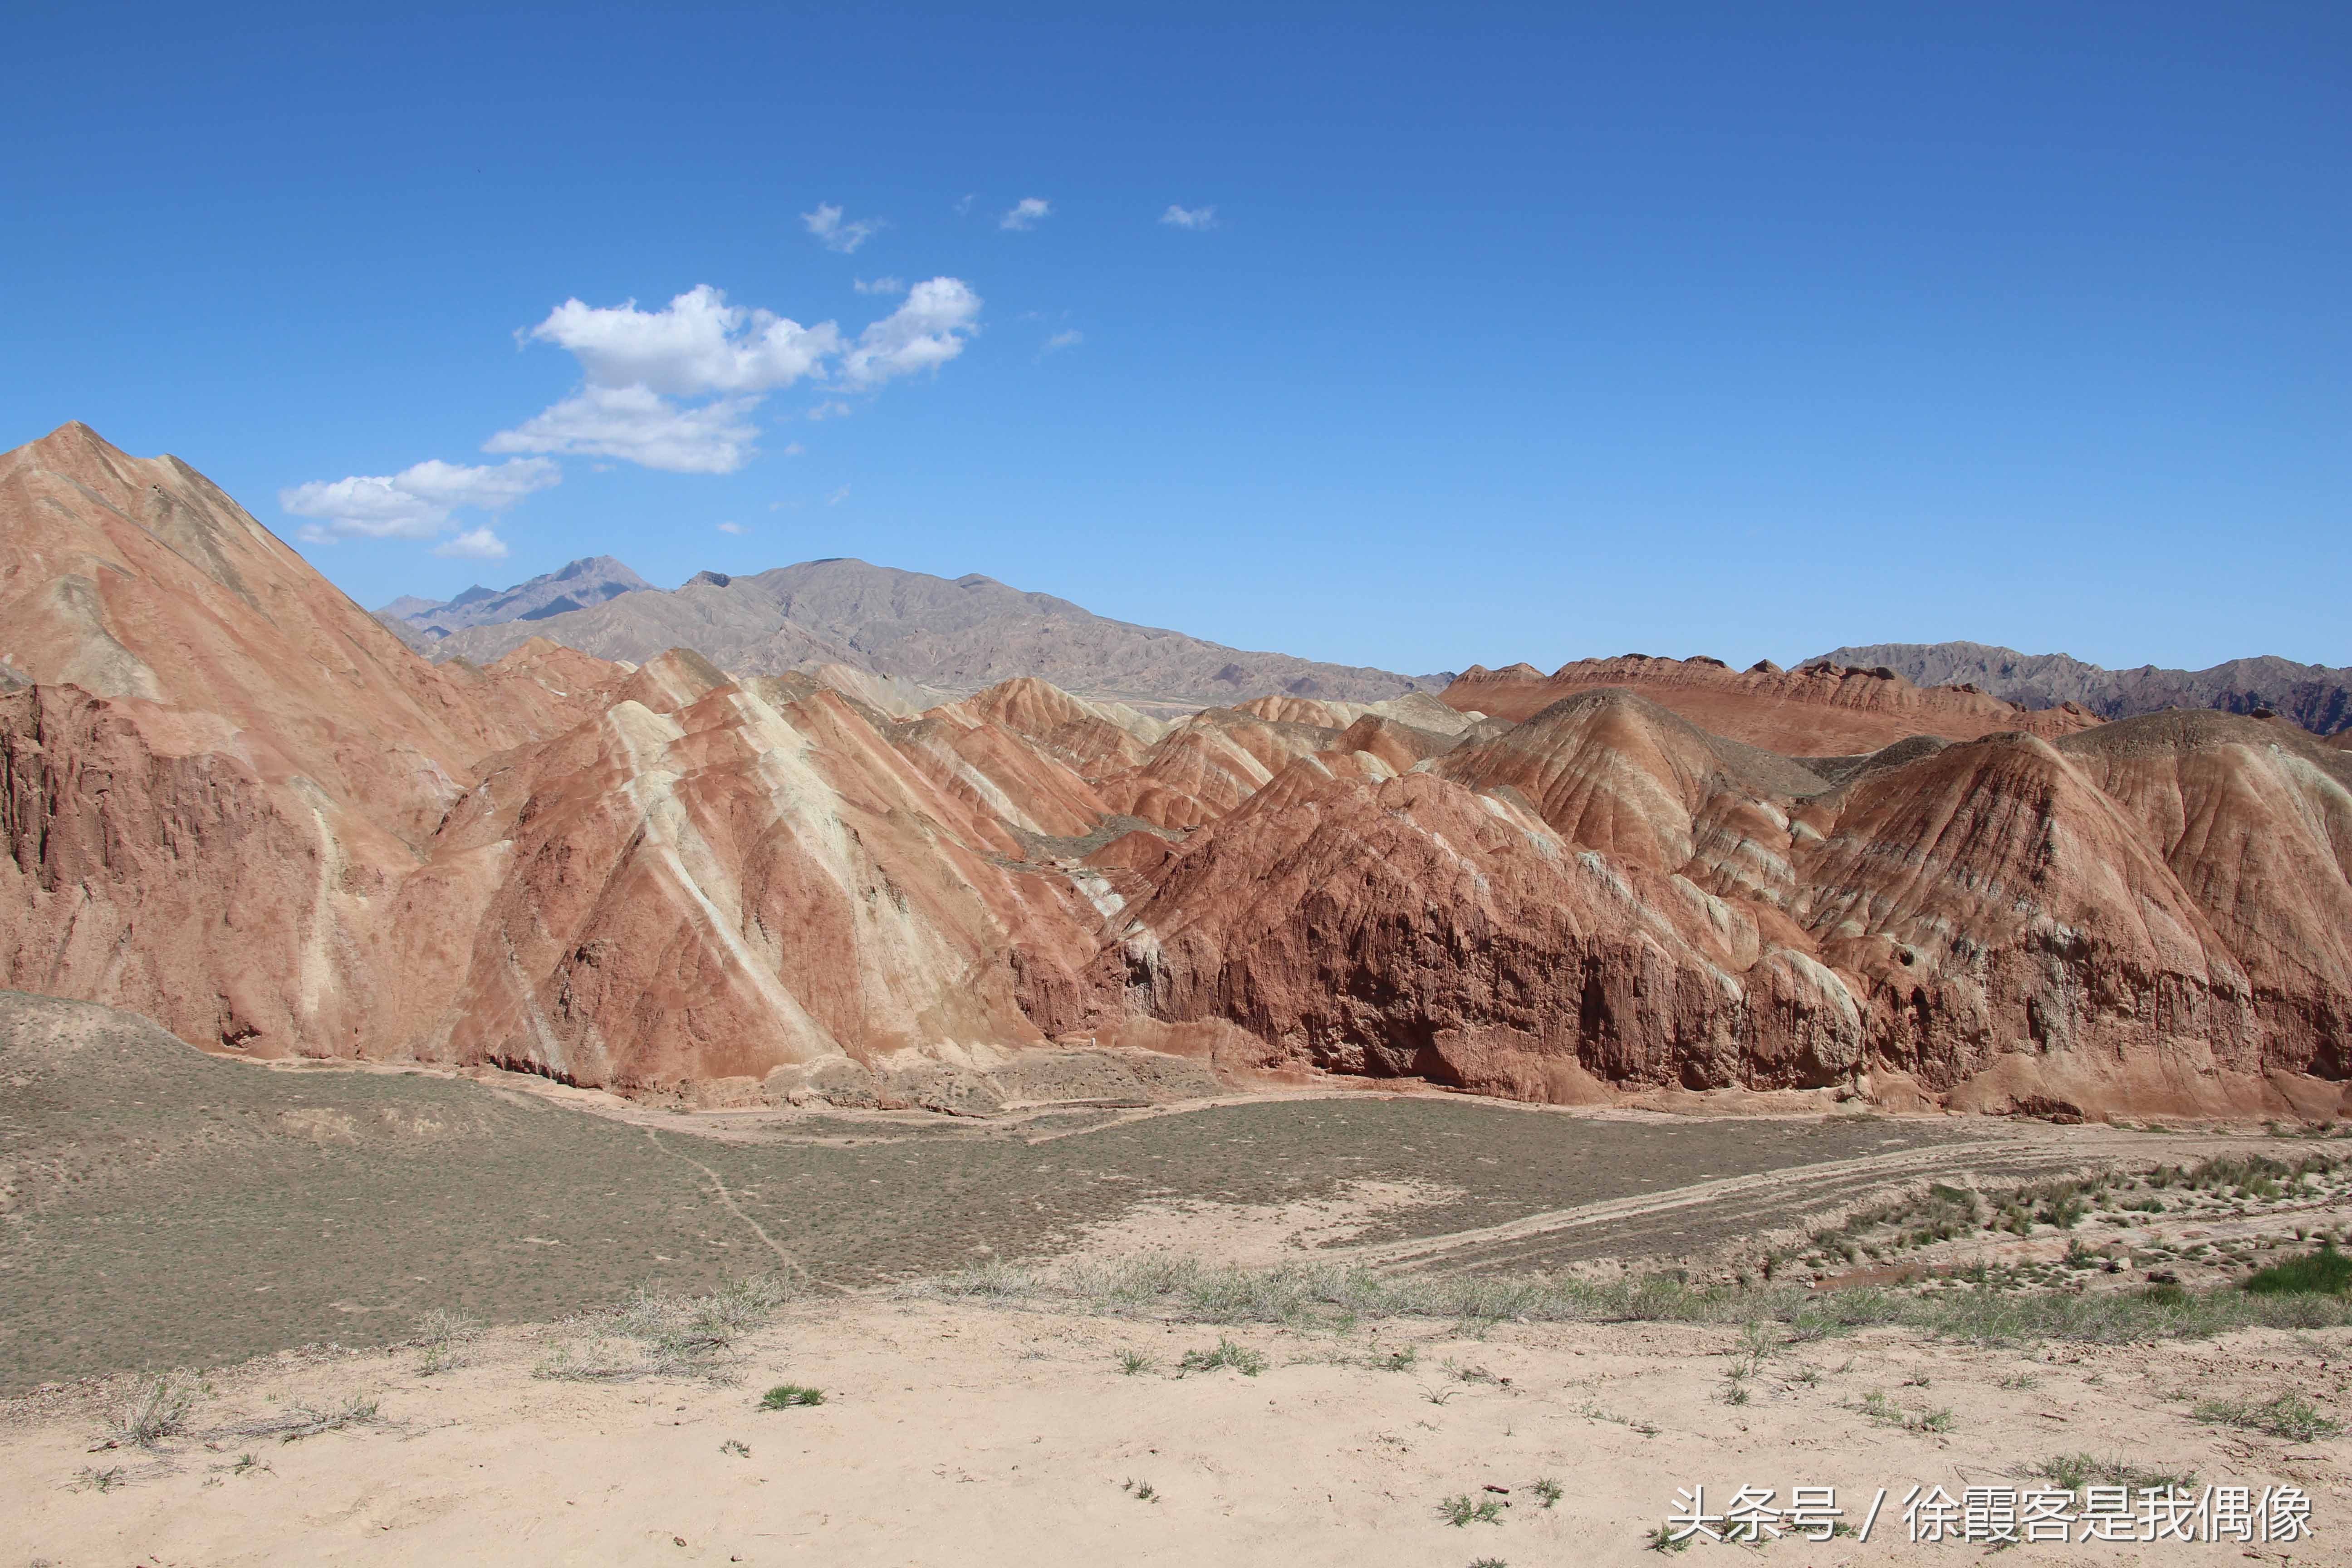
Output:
[1442,654,2102,754]
[4,424,2348,1122]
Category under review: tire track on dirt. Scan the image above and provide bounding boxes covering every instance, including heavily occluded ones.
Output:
[1330,1136,2261,1275]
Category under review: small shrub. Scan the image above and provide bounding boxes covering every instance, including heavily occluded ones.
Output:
[1123,1478,1159,1503]
[1438,1492,1506,1527]
[1117,1349,1153,1376]
[115,1372,199,1448]
[760,1384,825,1409]
[1529,1476,1563,1508]
[720,1439,751,1457]
[1376,1346,1418,1372]
[1646,1522,1690,1553]
[1177,1338,1267,1377]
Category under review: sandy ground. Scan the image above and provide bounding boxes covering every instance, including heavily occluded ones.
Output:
[5,1289,2348,1567]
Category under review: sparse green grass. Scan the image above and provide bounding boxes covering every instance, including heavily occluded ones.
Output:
[76,1464,127,1493]
[1438,1492,1506,1527]
[1123,1478,1159,1503]
[2245,1247,2352,1297]
[1529,1477,1563,1509]
[228,1452,269,1476]
[1998,1371,2042,1390]
[720,1438,751,1457]
[1176,1337,1267,1377]
[1853,1390,1952,1433]
[1646,1522,1691,1553]
[2033,1453,2198,1492]
[760,1383,825,1409]
[1117,1349,1153,1376]
[2192,1392,2342,1442]
[1376,1345,1418,1372]
[1582,1403,1661,1436]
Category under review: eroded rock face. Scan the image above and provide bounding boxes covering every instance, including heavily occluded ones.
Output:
[4,422,2347,1121]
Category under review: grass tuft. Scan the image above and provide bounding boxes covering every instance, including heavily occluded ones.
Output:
[760,1384,825,1409]
[1176,1337,1267,1377]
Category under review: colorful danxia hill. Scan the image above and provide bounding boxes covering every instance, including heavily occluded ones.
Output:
[5,424,2349,1122]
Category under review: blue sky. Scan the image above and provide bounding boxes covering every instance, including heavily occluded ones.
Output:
[6,3,2344,676]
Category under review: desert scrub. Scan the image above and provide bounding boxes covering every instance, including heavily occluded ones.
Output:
[1116,1348,1154,1376]
[916,1251,2352,1344]
[2192,1392,2342,1442]
[760,1384,825,1409]
[113,1372,200,1448]
[411,1308,482,1376]
[540,1275,794,1382]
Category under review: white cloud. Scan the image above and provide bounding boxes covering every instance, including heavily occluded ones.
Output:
[1040,329,1083,355]
[518,285,838,397]
[492,280,978,475]
[486,385,761,474]
[716,520,746,535]
[999,197,1052,231]
[825,485,851,506]
[842,277,983,388]
[1161,204,1217,230]
[279,457,559,541]
[954,193,977,216]
[781,441,806,456]
[802,203,881,254]
[853,276,906,295]
[433,526,510,560]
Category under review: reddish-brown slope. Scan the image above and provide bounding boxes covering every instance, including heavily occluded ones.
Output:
[1442,655,2100,754]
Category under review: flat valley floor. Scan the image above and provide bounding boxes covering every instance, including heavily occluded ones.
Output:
[6,995,2351,1562]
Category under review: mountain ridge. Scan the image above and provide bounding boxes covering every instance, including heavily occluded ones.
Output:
[384,555,1450,713]
[1819,640,2352,735]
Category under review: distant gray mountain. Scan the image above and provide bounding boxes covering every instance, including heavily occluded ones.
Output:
[1819,641,2352,735]
[403,556,1448,712]
[376,555,653,636]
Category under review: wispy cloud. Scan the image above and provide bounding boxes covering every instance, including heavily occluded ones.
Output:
[999,196,1052,231]
[953,193,978,216]
[825,484,851,506]
[853,276,906,295]
[842,278,983,388]
[280,457,558,542]
[1039,329,1083,357]
[806,400,852,421]
[802,202,882,254]
[1160,204,1217,230]
[716,520,746,535]
[488,386,762,474]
